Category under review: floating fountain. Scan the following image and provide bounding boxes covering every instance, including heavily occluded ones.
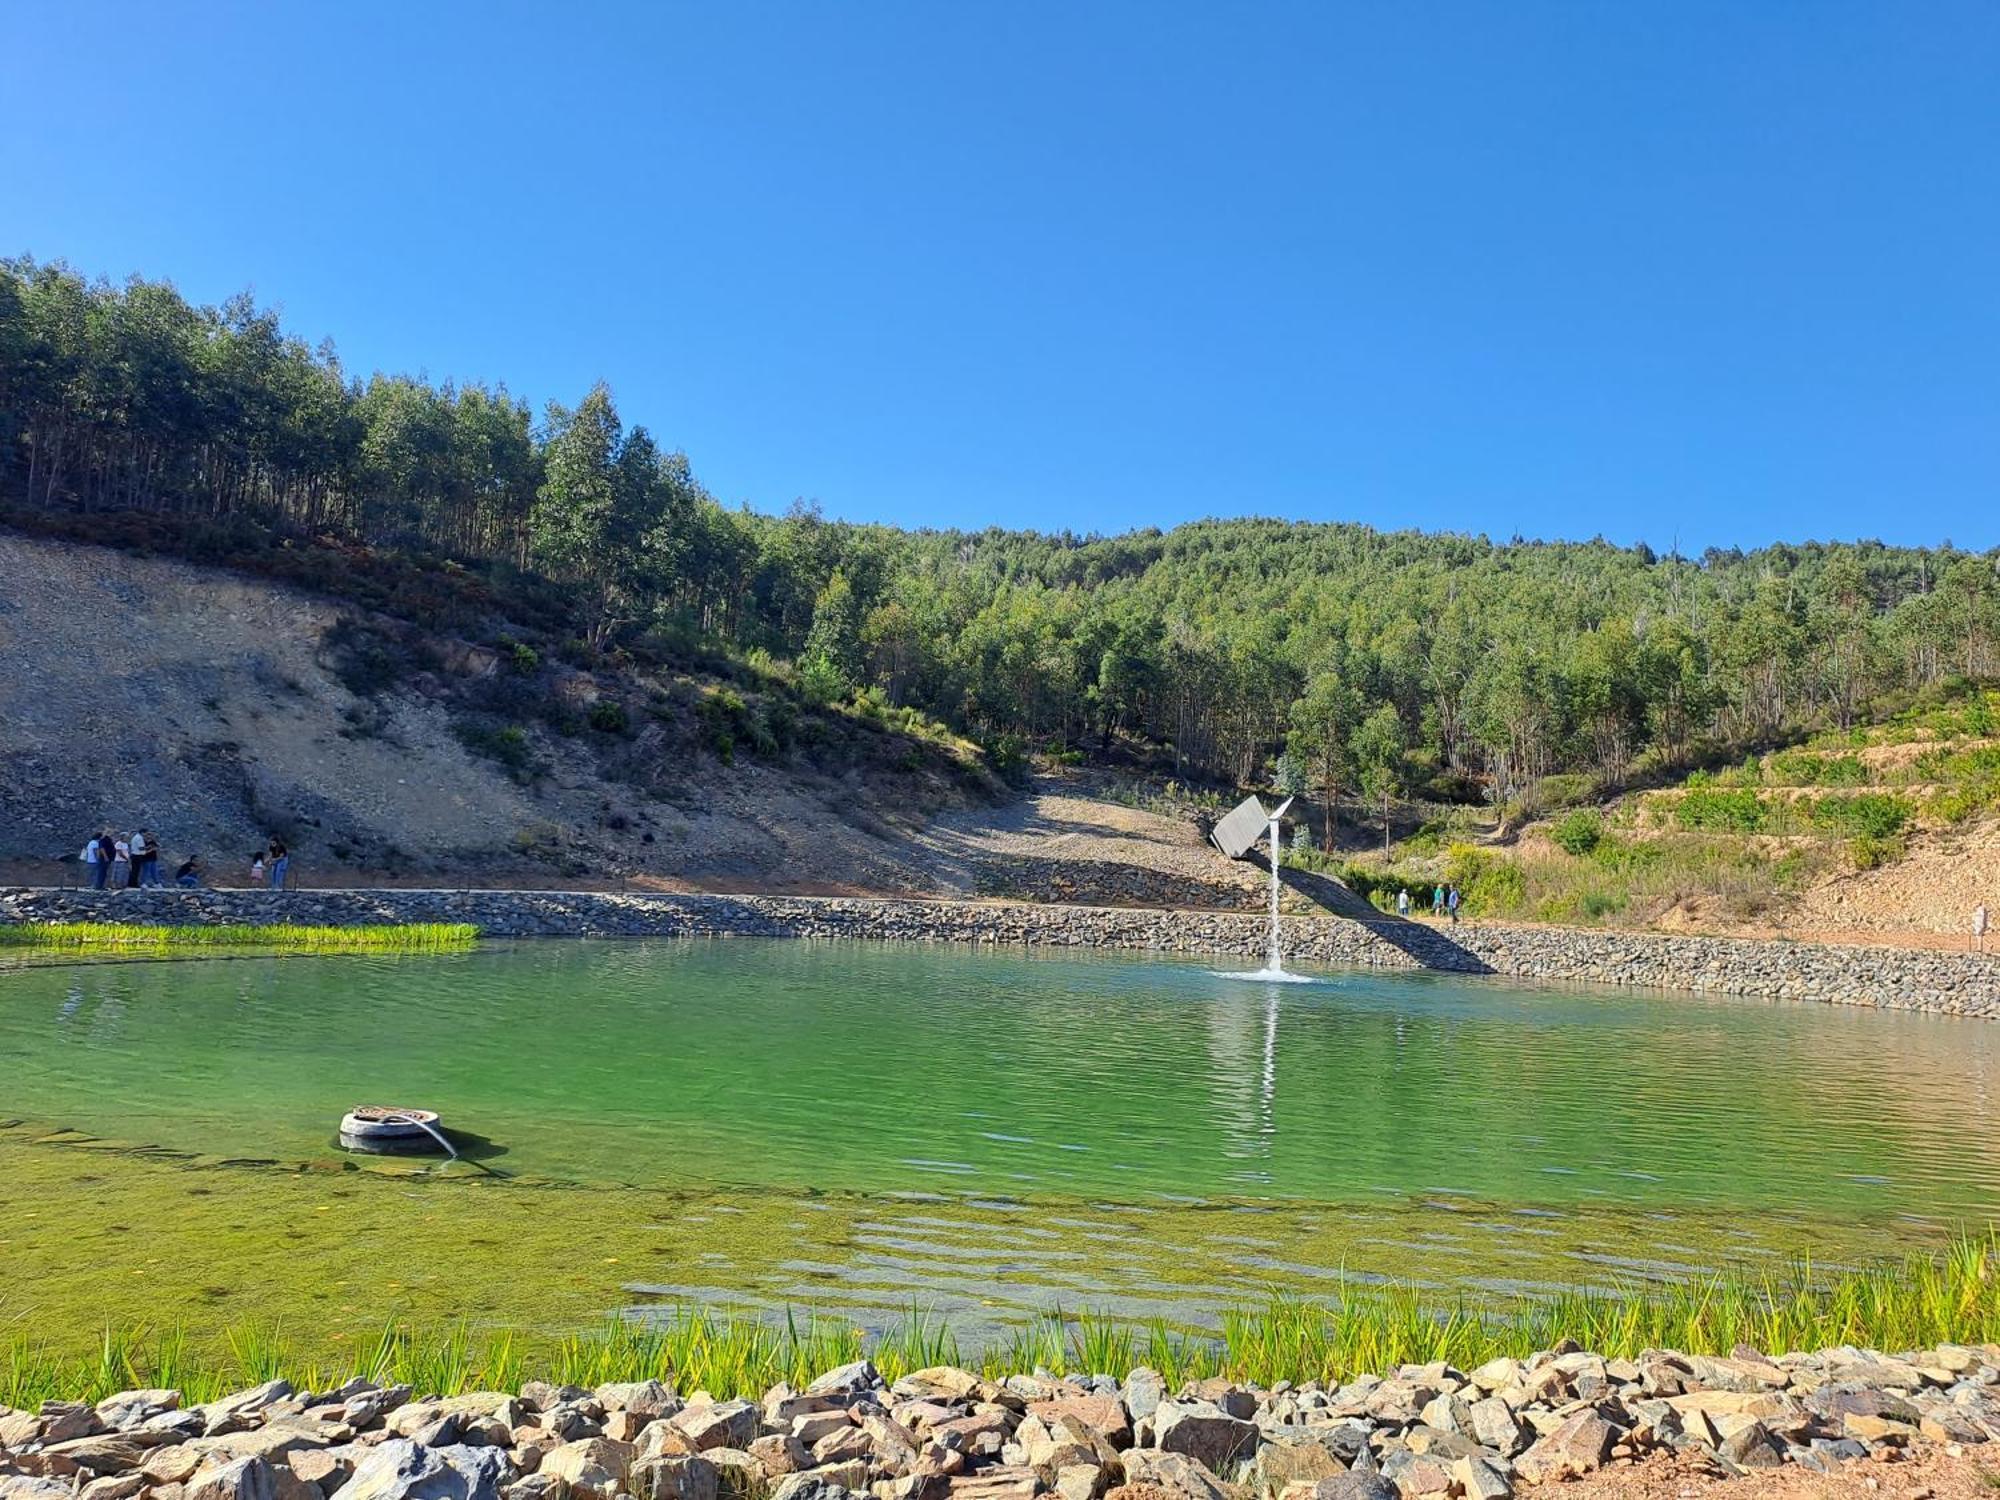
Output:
[1211,796,1314,983]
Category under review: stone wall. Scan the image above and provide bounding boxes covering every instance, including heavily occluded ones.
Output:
[4,885,1997,1018]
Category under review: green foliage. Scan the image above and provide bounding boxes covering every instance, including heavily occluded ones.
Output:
[1444,845,1526,912]
[455,722,537,781]
[1805,793,1912,839]
[5,255,1999,808]
[1550,809,1604,856]
[1274,751,1308,800]
[1767,750,1867,786]
[10,1235,2000,1403]
[1674,787,1768,833]
[587,700,630,735]
[1536,773,1600,810]
[0,923,477,953]
[1847,835,1904,871]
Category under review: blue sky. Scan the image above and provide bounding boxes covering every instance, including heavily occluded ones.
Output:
[4,1,1996,550]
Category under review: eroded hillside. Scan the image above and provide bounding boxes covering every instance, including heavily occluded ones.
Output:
[0,532,997,890]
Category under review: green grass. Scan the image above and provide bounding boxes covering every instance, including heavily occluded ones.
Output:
[6,1236,1999,1406]
[0,922,480,954]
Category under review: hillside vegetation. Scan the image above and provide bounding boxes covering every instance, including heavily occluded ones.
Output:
[3,257,2000,922]
[1321,691,2000,939]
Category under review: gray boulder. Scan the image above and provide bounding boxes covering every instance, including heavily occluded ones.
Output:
[341,1440,509,1500]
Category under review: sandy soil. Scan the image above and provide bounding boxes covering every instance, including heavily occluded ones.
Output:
[1527,1442,1996,1498]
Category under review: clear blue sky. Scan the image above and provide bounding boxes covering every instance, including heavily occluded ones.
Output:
[4,1,1996,550]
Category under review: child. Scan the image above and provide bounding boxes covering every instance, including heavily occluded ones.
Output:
[250,850,266,885]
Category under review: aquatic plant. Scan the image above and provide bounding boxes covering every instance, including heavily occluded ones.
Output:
[0,922,480,954]
[5,1234,1999,1407]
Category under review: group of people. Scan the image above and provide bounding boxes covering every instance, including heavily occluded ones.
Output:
[1394,882,1463,922]
[78,832,290,890]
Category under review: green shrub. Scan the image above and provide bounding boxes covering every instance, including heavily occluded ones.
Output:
[1445,845,1526,913]
[1674,787,1767,833]
[1537,773,1599,810]
[697,689,756,763]
[455,721,536,781]
[1806,793,1911,840]
[986,732,1029,784]
[1848,834,1905,871]
[508,641,541,674]
[587,700,629,734]
[1579,889,1626,919]
[1766,750,1865,786]
[1589,835,1663,872]
[1550,809,1603,856]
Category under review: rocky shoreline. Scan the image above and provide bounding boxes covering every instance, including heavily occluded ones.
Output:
[5,886,1999,1018]
[6,1342,1999,1500]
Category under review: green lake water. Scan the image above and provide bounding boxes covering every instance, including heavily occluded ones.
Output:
[2,938,1995,1350]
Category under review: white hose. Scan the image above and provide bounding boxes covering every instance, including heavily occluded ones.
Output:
[374,1109,458,1162]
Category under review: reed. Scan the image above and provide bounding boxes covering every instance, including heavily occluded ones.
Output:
[5,1235,1997,1409]
[0,922,479,954]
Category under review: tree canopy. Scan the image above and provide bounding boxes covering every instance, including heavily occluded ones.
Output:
[4,256,1997,805]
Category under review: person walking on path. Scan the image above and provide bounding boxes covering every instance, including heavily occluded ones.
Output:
[1446,884,1462,923]
[1396,888,1411,917]
[110,836,131,890]
[1978,903,1991,954]
[267,838,289,890]
[249,850,265,885]
[81,834,106,890]
[1432,882,1445,916]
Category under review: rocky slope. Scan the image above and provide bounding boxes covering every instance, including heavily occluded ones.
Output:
[3,1342,1998,1500]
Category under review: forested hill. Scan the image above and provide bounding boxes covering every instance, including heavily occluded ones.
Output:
[4,256,1998,810]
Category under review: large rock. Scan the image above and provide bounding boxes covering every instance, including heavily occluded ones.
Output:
[1121,1372,1166,1424]
[1275,1477,1397,1500]
[1513,1412,1614,1485]
[1243,1438,1344,1495]
[188,1457,279,1500]
[539,1438,633,1500]
[97,1391,182,1429]
[596,1384,680,1420]
[944,1468,1038,1500]
[1027,1395,1131,1450]
[0,1479,76,1500]
[1118,1450,1233,1500]
[45,1433,154,1474]
[631,1455,719,1500]
[769,1478,862,1500]
[199,1385,295,1437]
[341,1440,509,1500]
[806,1365,880,1400]
[1466,1397,1526,1457]
[1151,1402,1258,1471]
[673,1403,759,1454]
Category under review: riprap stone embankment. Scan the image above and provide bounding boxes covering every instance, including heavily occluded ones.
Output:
[5,886,1997,1018]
